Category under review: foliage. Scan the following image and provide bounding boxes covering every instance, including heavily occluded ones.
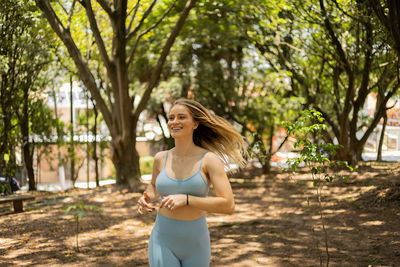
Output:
[149,0,399,168]
[35,0,197,188]
[64,201,101,252]
[0,183,12,195]
[148,0,303,172]
[26,0,400,185]
[249,0,399,165]
[0,0,57,188]
[283,110,355,177]
[282,110,355,267]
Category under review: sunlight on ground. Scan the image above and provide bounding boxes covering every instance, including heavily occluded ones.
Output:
[1,163,399,266]
[360,220,385,226]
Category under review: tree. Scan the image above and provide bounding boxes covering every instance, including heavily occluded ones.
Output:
[283,110,354,267]
[367,0,400,56]
[157,0,301,172]
[0,0,55,190]
[250,0,399,165]
[35,0,197,188]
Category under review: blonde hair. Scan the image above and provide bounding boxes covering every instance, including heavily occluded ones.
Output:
[172,99,247,170]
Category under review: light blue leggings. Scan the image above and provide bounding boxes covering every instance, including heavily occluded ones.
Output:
[148,213,211,267]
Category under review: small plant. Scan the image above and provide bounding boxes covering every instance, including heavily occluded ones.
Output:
[282,110,355,267]
[64,201,101,252]
[0,179,12,196]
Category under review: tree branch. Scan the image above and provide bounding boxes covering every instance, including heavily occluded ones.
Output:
[95,0,113,16]
[314,106,340,139]
[133,0,197,123]
[332,66,341,122]
[81,0,112,73]
[35,0,114,136]
[127,0,141,34]
[331,0,358,20]
[319,0,350,70]
[56,0,69,15]
[319,0,354,142]
[67,0,77,30]
[127,0,157,41]
[127,0,178,66]
[386,100,397,110]
[359,81,400,145]
[350,15,373,138]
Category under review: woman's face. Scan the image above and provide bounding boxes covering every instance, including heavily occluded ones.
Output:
[167,104,198,139]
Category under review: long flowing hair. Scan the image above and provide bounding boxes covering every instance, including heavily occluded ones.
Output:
[172,99,247,170]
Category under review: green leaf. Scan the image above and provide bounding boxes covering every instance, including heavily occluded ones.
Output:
[76,210,87,219]
[311,167,318,174]
[64,206,75,214]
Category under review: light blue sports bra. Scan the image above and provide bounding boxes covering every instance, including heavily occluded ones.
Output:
[156,150,209,198]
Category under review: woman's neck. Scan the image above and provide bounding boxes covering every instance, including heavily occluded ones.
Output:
[173,139,197,157]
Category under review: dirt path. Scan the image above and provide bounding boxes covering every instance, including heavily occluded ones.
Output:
[1,162,399,266]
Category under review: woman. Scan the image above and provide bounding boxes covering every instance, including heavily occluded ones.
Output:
[137,99,247,267]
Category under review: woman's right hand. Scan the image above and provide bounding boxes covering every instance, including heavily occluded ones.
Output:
[137,192,156,214]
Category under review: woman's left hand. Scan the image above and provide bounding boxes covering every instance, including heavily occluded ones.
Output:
[160,194,187,211]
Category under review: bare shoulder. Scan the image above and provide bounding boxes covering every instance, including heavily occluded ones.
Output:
[203,151,225,170]
[153,150,168,171]
[203,151,220,161]
[154,150,167,161]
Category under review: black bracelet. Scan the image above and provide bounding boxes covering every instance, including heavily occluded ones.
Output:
[186,194,189,206]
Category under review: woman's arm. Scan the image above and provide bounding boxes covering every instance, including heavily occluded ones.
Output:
[160,152,235,215]
[137,151,164,214]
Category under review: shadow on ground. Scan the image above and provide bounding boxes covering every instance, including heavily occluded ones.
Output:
[0,162,399,266]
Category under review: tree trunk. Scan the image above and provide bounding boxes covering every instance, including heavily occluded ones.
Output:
[92,103,100,187]
[111,134,141,189]
[21,99,36,190]
[253,129,271,174]
[69,76,75,183]
[354,144,364,164]
[262,157,271,174]
[51,86,66,189]
[23,143,36,191]
[336,140,351,163]
[0,74,13,176]
[336,139,362,165]
[377,112,388,161]
[262,125,275,174]
[336,131,368,166]
[86,92,90,188]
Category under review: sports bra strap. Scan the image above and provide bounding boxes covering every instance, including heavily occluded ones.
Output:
[163,151,169,169]
[164,150,207,170]
[199,150,207,170]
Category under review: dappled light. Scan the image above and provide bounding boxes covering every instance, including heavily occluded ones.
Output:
[1,0,400,266]
[1,163,400,266]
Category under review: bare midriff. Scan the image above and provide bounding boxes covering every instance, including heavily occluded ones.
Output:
[158,205,206,221]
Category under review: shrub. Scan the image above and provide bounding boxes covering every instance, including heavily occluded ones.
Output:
[140,156,154,175]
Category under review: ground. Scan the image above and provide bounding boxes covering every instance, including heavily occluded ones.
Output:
[0,162,399,267]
